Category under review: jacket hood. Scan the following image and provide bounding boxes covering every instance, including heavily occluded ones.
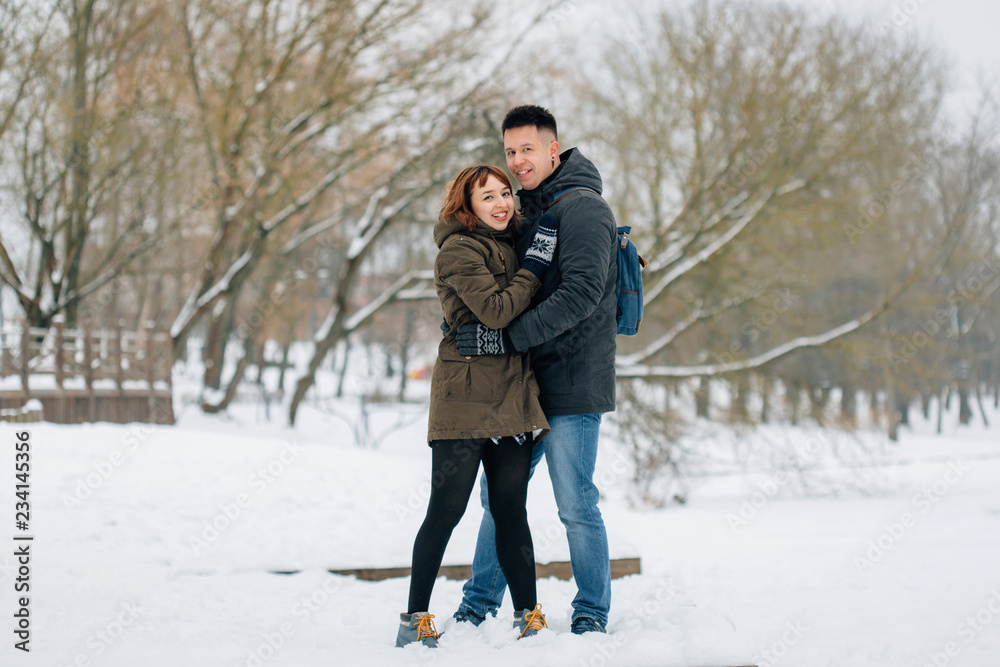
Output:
[517,148,604,211]
[433,215,514,249]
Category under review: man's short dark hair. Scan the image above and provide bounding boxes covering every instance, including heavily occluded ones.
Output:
[502,105,558,140]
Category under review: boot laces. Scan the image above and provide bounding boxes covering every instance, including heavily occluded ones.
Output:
[519,604,547,637]
[416,613,439,641]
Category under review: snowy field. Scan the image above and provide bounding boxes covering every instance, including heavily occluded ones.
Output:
[2,384,998,667]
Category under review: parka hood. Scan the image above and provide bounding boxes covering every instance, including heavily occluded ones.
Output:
[433,215,515,249]
[517,148,604,214]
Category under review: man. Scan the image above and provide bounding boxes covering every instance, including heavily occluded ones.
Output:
[454,105,618,634]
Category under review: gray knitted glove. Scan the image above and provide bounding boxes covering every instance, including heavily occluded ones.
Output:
[456,323,512,356]
[520,213,559,278]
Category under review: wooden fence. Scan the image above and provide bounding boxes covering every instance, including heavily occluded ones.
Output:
[0,318,174,425]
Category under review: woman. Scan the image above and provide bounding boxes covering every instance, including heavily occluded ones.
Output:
[396,165,555,647]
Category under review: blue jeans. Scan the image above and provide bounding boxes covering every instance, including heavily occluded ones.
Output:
[457,413,611,625]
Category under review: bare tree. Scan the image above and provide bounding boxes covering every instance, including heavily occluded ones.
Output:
[544,1,1000,496]
[579,2,948,383]
[0,0,169,330]
[282,2,570,424]
[160,0,526,401]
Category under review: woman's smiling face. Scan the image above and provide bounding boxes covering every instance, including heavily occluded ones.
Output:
[471,174,514,231]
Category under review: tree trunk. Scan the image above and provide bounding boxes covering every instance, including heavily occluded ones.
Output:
[975,383,989,428]
[787,380,802,426]
[730,375,749,422]
[289,223,372,424]
[335,342,351,399]
[936,389,945,434]
[958,386,973,425]
[201,337,259,414]
[695,377,710,418]
[840,384,856,428]
[64,0,96,331]
[869,389,881,429]
[203,296,238,390]
[886,389,900,442]
[760,375,771,424]
[254,343,270,421]
[275,340,292,398]
[897,395,910,427]
[809,385,830,425]
[396,303,416,401]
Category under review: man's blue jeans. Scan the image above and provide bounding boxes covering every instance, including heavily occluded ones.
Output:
[457,413,611,625]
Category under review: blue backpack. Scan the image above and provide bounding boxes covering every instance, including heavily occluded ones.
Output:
[546,188,647,336]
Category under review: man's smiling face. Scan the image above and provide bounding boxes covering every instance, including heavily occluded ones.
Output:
[504,124,559,191]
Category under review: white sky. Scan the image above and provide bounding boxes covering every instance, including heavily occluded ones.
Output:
[790,0,1000,110]
[799,0,1000,72]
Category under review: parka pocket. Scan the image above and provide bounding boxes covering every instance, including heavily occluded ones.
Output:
[433,353,501,403]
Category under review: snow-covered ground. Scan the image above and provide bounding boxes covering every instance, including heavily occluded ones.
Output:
[2,384,998,667]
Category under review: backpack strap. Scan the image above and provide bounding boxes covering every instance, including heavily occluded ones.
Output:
[618,228,649,268]
[543,187,596,210]
[545,187,648,266]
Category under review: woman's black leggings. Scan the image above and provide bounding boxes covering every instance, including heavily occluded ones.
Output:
[407,436,536,614]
